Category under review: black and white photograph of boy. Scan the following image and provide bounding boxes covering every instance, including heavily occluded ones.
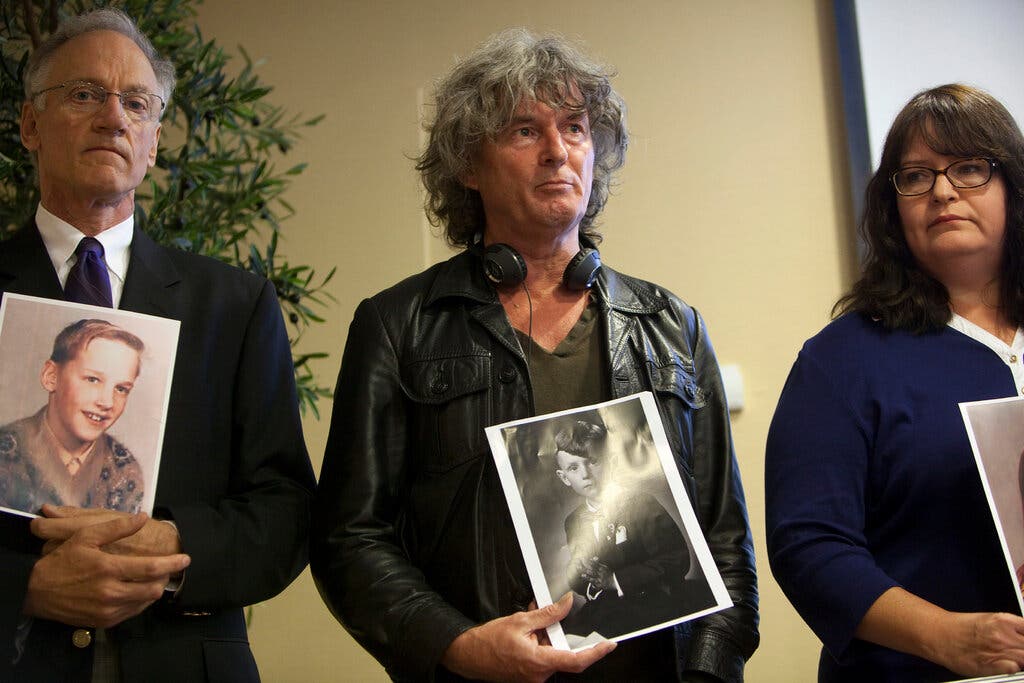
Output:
[487,392,731,650]
[553,414,719,640]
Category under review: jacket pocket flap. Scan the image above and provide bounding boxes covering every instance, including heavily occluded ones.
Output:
[402,354,490,405]
[650,361,706,409]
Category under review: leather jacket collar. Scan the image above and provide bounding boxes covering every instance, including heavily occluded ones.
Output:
[424,248,671,316]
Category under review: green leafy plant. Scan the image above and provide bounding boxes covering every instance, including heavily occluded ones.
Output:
[0,0,333,417]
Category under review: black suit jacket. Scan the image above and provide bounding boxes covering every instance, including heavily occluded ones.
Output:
[0,223,315,682]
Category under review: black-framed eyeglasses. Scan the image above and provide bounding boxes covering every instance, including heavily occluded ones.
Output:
[31,81,165,123]
[891,157,997,196]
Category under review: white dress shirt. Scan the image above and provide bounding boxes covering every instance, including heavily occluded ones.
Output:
[34,204,133,308]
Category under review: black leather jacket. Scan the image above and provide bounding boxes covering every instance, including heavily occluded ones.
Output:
[312,250,759,681]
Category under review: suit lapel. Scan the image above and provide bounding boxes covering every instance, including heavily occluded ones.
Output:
[120,226,184,320]
[0,222,64,300]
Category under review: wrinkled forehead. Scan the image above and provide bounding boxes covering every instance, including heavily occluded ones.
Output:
[45,29,158,92]
[505,96,589,128]
[502,80,587,125]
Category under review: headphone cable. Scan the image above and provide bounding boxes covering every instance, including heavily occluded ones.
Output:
[522,281,533,374]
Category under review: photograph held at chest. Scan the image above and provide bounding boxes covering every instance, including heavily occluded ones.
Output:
[766,83,1024,682]
[0,318,147,517]
[0,7,315,681]
[313,27,758,683]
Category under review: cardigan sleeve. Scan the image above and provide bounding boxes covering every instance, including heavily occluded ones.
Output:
[765,348,899,660]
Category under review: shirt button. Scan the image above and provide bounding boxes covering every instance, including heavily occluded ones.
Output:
[1011,354,1018,363]
[72,629,92,648]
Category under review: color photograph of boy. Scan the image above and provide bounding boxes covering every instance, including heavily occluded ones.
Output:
[0,319,145,515]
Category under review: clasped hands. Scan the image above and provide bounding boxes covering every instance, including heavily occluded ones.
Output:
[22,504,190,628]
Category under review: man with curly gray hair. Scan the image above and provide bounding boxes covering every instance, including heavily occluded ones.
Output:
[314,28,759,682]
[416,29,627,249]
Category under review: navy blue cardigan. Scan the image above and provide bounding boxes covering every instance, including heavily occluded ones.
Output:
[766,312,1021,681]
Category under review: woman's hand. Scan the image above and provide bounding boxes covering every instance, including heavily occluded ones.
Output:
[932,611,1024,677]
[857,587,1024,677]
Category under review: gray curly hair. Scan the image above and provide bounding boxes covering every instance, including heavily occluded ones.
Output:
[416,28,628,248]
[25,8,175,116]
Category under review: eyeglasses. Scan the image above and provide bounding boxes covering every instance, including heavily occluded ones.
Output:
[891,158,997,196]
[31,81,165,123]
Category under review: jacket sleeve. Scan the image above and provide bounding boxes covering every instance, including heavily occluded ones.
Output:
[159,280,316,608]
[311,298,474,681]
[0,546,36,663]
[682,309,760,683]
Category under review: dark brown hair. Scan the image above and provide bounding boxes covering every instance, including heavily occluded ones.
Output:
[834,84,1024,332]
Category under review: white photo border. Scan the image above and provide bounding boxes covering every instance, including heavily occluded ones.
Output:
[0,293,180,518]
[960,395,1024,617]
[485,391,732,651]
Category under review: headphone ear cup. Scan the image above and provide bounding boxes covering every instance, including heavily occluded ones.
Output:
[483,243,527,286]
[563,248,602,290]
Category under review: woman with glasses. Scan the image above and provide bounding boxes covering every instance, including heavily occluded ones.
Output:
[766,83,1024,681]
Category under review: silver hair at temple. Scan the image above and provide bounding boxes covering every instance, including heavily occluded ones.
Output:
[24,7,175,114]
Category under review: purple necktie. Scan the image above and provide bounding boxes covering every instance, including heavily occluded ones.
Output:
[65,237,113,308]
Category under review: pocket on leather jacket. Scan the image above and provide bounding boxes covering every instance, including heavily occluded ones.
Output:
[648,359,705,478]
[402,354,491,474]
[649,359,705,407]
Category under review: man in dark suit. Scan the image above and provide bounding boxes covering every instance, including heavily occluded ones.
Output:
[0,8,315,682]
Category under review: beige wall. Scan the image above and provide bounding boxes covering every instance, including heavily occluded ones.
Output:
[196,1,857,680]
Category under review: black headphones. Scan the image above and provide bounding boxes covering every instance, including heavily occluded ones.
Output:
[482,242,602,291]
